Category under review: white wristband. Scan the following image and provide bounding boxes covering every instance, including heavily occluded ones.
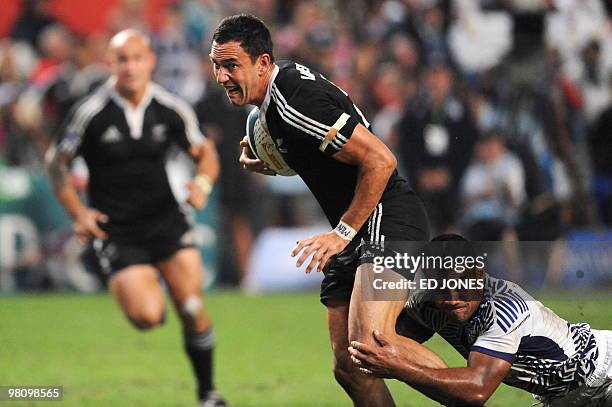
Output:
[334,220,357,241]
[194,174,213,195]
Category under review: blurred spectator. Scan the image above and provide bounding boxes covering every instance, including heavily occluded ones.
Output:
[545,0,609,82]
[387,33,421,77]
[0,40,37,108]
[59,33,110,106]
[396,63,478,234]
[106,0,149,34]
[11,27,109,169]
[36,33,110,133]
[180,0,222,48]
[9,0,57,51]
[276,1,334,75]
[411,1,451,65]
[152,2,203,103]
[460,130,526,241]
[364,0,409,41]
[505,86,570,240]
[578,38,611,124]
[504,0,547,87]
[371,63,414,146]
[588,78,612,226]
[29,24,73,84]
[539,47,596,225]
[448,0,513,76]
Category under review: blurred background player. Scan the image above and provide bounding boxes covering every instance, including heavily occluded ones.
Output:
[45,29,227,407]
[210,15,446,407]
[350,234,612,407]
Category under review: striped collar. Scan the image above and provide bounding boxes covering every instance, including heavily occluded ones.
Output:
[260,64,280,114]
[108,77,155,139]
[108,77,154,113]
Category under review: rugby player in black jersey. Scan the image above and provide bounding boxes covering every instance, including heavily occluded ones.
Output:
[46,29,227,407]
[209,15,446,407]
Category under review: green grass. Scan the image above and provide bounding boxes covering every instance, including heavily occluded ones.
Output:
[0,292,610,407]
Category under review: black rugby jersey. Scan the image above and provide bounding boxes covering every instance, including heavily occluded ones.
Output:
[54,79,205,235]
[260,60,410,226]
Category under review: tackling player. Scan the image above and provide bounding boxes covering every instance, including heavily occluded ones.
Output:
[209,15,447,406]
[349,234,612,407]
[46,30,227,407]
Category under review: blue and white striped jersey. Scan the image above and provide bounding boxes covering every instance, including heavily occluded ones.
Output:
[401,275,606,400]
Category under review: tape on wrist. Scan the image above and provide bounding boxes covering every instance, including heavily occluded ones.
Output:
[194,174,213,195]
[334,220,357,241]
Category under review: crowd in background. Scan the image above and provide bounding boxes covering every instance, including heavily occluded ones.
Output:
[1,0,611,290]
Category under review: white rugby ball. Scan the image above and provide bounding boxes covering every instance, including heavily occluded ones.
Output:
[246,107,296,176]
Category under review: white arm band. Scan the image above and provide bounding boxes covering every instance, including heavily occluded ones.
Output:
[319,113,351,152]
[334,220,357,241]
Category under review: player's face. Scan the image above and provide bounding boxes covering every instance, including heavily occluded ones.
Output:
[110,37,155,95]
[477,138,504,164]
[434,299,481,323]
[210,40,265,106]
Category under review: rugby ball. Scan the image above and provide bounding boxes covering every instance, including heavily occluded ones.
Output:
[246,107,296,176]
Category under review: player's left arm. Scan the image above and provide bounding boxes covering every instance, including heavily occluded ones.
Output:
[167,96,220,209]
[333,124,397,229]
[349,331,511,406]
[292,124,396,272]
[185,138,220,209]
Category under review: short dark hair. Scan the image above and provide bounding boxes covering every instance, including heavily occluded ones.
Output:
[427,234,476,262]
[212,14,274,62]
[426,234,484,298]
[481,128,506,142]
[431,234,468,242]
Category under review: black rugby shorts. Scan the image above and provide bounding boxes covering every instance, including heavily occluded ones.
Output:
[320,190,430,306]
[92,209,197,276]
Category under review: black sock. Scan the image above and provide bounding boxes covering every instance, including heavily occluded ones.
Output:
[184,327,215,400]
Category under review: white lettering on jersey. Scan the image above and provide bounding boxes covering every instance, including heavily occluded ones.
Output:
[295,63,315,81]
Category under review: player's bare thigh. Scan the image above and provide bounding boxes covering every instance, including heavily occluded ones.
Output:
[157,247,211,332]
[348,264,408,341]
[349,264,447,368]
[108,264,165,330]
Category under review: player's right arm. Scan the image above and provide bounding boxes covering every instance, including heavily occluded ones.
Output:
[350,332,511,406]
[45,96,109,243]
[45,146,108,243]
[238,136,276,175]
[279,64,397,272]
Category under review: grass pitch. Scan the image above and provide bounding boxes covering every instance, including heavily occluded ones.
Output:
[0,291,610,406]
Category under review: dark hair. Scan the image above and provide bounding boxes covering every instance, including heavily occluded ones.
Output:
[426,234,484,292]
[212,14,274,62]
[431,234,468,242]
[427,234,477,265]
[480,128,506,142]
